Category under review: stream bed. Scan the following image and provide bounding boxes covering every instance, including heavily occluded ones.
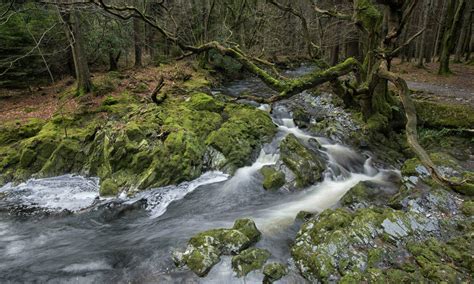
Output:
[0,66,400,283]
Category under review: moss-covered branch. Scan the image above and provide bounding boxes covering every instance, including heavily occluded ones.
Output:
[377,61,464,191]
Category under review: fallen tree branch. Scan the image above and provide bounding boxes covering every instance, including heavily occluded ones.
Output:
[151,76,166,105]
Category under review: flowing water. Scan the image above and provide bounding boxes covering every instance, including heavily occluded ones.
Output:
[0,66,399,283]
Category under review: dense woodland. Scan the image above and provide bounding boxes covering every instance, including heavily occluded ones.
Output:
[0,0,473,283]
[1,0,472,87]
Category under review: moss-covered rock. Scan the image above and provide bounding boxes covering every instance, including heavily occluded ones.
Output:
[280,134,325,188]
[231,247,271,277]
[174,218,262,277]
[186,93,224,113]
[263,262,288,283]
[461,200,474,216]
[414,99,474,129]
[232,218,262,244]
[100,178,119,196]
[291,203,472,282]
[1,82,278,196]
[260,166,285,190]
[206,105,276,172]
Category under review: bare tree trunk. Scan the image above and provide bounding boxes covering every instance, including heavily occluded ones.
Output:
[439,0,466,75]
[454,0,472,62]
[432,0,446,60]
[417,0,432,67]
[62,9,93,94]
[133,17,143,67]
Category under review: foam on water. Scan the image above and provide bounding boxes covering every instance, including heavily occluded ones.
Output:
[0,175,99,212]
[138,171,229,219]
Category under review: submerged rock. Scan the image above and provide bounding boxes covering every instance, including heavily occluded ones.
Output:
[340,181,396,208]
[280,134,325,188]
[260,166,285,190]
[173,218,262,277]
[231,247,270,277]
[263,262,288,283]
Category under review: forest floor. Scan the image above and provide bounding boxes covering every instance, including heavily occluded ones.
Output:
[0,59,473,124]
[392,59,474,107]
[0,61,206,124]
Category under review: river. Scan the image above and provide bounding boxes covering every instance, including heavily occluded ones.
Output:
[0,66,399,283]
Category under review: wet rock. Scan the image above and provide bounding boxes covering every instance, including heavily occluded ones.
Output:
[263,262,288,283]
[232,218,262,244]
[231,247,270,277]
[295,210,315,222]
[280,134,325,188]
[183,244,221,277]
[291,200,472,283]
[174,218,262,277]
[292,107,311,128]
[100,178,119,196]
[340,181,395,208]
[260,166,285,190]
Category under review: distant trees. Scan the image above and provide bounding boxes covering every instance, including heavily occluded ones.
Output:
[0,0,472,90]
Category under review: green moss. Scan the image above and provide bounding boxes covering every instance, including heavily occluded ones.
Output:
[185,93,224,113]
[280,134,325,188]
[232,218,262,244]
[93,74,118,96]
[340,181,370,206]
[206,105,276,171]
[185,245,221,277]
[401,152,461,177]
[0,118,44,146]
[133,82,149,93]
[354,0,383,31]
[414,100,474,129]
[260,165,285,190]
[366,113,389,132]
[100,178,119,196]
[263,262,287,283]
[231,247,271,277]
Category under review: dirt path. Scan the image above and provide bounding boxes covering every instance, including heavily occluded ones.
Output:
[392,59,474,107]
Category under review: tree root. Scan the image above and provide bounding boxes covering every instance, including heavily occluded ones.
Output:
[377,61,465,190]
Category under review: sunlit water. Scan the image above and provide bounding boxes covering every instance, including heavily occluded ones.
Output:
[0,66,399,283]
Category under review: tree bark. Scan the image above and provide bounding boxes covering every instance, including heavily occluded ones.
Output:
[417,0,432,67]
[62,9,93,94]
[133,17,143,67]
[439,0,466,75]
[454,0,472,62]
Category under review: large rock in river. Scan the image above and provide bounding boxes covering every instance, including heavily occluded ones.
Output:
[280,134,325,188]
[172,218,262,277]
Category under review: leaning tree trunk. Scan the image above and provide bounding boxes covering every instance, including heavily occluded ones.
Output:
[62,10,93,94]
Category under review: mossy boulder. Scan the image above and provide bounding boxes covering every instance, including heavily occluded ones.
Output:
[461,200,474,216]
[414,99,474,129]
[174,218,262,277]
[232,218,262,244]
[231,247,271,277]
[260,166,285,190]
[100,178,119,196]
[206,105,276,172]
[291,205,471,282]
[263,262,288,283]
[186,93,224,113]
[280,134,325,188]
